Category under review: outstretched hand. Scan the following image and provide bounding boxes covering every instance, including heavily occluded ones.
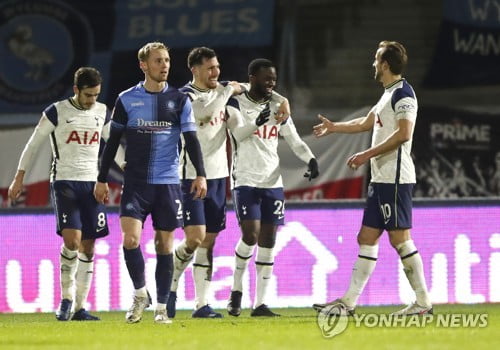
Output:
[304,158,319,181]
[313,114,335,137]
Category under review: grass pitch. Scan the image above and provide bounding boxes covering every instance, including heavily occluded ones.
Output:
[0,304,497,350]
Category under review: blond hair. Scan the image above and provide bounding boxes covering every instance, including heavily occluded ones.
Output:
[137,42,169,62]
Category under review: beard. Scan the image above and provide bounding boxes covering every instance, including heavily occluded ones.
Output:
[259,85,273,99]
[206,79,218,89]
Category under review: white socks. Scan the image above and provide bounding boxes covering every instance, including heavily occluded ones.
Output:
[255,247,274,307]
[60,246,95,311]
[342,244,379,308]
[397,240,431,307]
[193,247,211,309]
[60,245,78,300]
[232,239,255,292]
[135,286,148,298]
[74,252,94,311]
[171,240,194,292]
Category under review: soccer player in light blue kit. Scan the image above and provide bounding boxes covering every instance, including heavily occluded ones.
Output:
[312,41,432,316]
[94,42,207,324]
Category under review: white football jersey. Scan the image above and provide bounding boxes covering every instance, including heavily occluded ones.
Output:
[179,82,234,180]
[371,79,417,184]
[229,92,314,189]
[18,98,110,182]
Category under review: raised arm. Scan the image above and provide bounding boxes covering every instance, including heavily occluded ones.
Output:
[313,106,376,137]
[226,99,271,142]
[187,81,242,124]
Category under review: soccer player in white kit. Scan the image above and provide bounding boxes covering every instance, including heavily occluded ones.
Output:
[227,58,319,317]
[168,47,291,318]
[8,67,111,321]
[312,41,432,316]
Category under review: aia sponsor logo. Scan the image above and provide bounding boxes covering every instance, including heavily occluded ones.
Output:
[66,131,100,144]
[254,125,278,139]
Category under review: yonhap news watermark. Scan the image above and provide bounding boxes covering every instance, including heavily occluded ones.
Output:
[316,304,489,338]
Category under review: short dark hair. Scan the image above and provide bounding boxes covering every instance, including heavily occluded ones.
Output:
[74,67,102,90]
[248,58,274,76]
[378,41,407,75]
[187,47,216,68]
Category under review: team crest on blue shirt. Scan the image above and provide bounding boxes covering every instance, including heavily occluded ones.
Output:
[166,101,176,110]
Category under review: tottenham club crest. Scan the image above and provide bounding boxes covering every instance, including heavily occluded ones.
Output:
[0,0,93,106]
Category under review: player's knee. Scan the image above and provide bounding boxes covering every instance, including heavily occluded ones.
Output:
[64,241,79,251]
[123,236,140,249]
[242,232,257,246]
[186,235,203,250]
[388,236,404,248]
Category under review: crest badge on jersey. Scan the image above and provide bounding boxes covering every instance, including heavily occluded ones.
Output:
[166,100,176,110]
[0,0,93,106]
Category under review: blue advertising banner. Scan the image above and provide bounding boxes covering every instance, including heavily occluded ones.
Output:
[113,0,275,50]
[0,0,274,113]
[424,0,500,87]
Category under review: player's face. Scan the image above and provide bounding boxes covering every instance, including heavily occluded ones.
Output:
[373,48,384,82]
[141,49,170,83]
[251,66,277,99]
[75,85,101,110]
[194,57,220,89]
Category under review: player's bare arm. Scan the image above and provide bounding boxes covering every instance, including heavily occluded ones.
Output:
[314,110,375,137]
[347,118,413,170]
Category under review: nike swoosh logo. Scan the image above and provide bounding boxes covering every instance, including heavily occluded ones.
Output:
[96,227,106,232]
[66,120,75,123]
[263,277,271,280]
